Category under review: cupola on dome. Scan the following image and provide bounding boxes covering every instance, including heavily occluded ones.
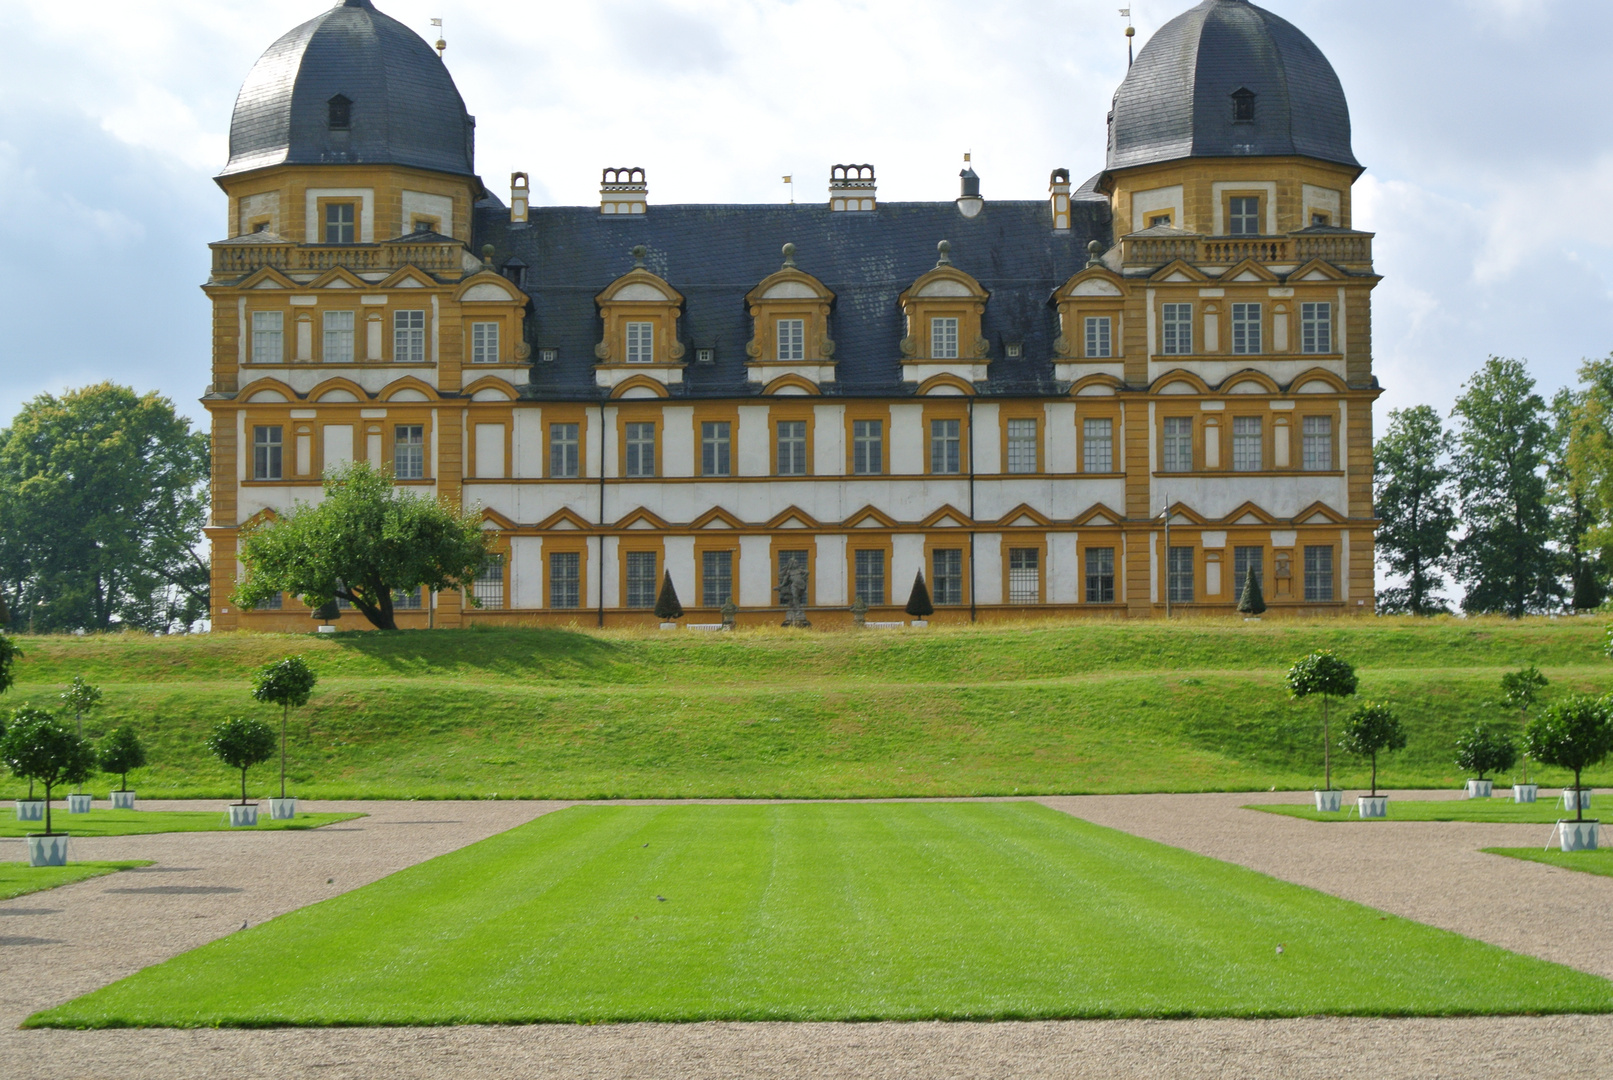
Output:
[221,0,475,178]
[1107,0,1357,172]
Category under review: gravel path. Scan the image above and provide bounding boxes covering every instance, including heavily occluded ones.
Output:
[2,792,1610,1079]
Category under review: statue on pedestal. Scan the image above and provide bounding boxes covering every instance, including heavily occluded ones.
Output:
[777,564,811,628]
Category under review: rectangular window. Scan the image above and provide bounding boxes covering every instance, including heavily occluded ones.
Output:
[393,310,425,363]
[776,420,807,476]
[930,317,959,359]
[853,549,885,605]
[474,554,505,610]
[1162,416,1193,472]
[1084,316,1112,358]
[932,549,963,606]
[322,310,354,363]
[549,552,580,609]
[626,321,654,364]
[1083,417,1113,473]
[930,418,961,475]
[1168,546,1195,604]
[852,419,883,475]
[1304,546,1335,601]
[1300,302,1332,354]
[1232,416,1263,472]
[625,422,655,477]
[701,420,732,477]
[1229,196,1260,236]
[1008,548,1040,604]
[1085,547,1115,604]
[323,201,356,244]
[1148,213,1172,228]
[471,322,500,363]
[702,550,734,608]
[253,592,283,611]
[394,425,425,480]
[1302,416,1334,471]
[538,347,558,364]
[392,586,423,610]
[1006,418,1038,474]
[1231,303,1262,354]
[549,423,580,479]
[1161,303,1192,355]
[252,311,284,364]
[1233,546,1263,594]
[777,318,805,361]
[777,548,809,577]
[624,551,658,609]
[253,425,283,480]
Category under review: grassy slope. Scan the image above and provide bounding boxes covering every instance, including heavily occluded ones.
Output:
[0,861,153,901]
[5,618,1612,799]
[1248,798,1602,824]
[1484,848,1613,877]
[0,810,363,838]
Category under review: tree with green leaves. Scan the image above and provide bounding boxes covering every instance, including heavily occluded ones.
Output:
[1286,650,1358,791]
[1451,358,1558,616]
[251,656,317,800]
[1525,695,1613,822]
[0,634,19,697]
[653,571,684,621]
[59,675,102,795]
[904,572,934,619]
[1501,665,1549,784]
[233,463,487,631]
[1454,724,1517,783]
[1339,702,1406,797]
[1,711,94,835]
[1373,405,1457,614]
[98,726,147,793]
[208,717,277,806]
[1236,565,1266,616]
[0,383,209,632]
[1548,386,1608,610]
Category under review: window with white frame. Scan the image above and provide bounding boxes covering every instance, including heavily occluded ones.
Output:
[549,552,580,609]
[471,322,500,363]
[701,421,731,477]
[625,550,658,609]
[776,420,807,476]
[1085,316,1112,358]
[538,347,558,364]
[253,425,283,480]
[473,554,505,610]
[392,586,423,610]
[932,549,963,605]
[549,422,579,479]
[1232,416,1263,471]
[777,318,805,361]
[1007,418,1038,474]
[1161,303,1192,355]
[702,550,734,607]
[1083,417,1113,473]
[1085,547,1115,604]
[625,422,655,477]
[1228,196,1260,236]
[394,310,425,363]
[1168,546,1195,603]
[1304,545,1334,601]
[252,311,283,363]
[853,549,885,605]
[1302,416,1334,471]
[852,419,882,475]
[1231,303,1262,354]
[625,321,654,363]
[394,425,425,480]
[1008,548,1040,604]
[1300,302,1332,354]
[930,418,961,474]
[930,317,959,359]
[1233,545,1263,593]
[322,310,354,363]
[324,201,356,244]
[1162,416,1193,472]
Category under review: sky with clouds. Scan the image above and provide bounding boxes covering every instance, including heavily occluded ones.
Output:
[2,0,1612,439]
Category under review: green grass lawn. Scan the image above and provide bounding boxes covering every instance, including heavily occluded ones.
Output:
[0,861,153,900]
[1247,797,1600,824]
[0,809,364,838]
[1484,848,1613,877]
[7,618,1613,798]
[28,802,1613,1028]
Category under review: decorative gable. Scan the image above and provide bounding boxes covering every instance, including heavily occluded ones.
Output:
[1052,265,1127,361]
[593,248,685,391]
[898,245,989,371]
[743,245,837,387]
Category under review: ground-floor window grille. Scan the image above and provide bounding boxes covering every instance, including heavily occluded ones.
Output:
[1008,548,1040,604]
[932,548,963,605]
[853,549,885,606]
[1167,546,1194,604]
[625,551,658,608]
[474,555,505,610]
[253,592,283,611]
[1233,546,1263,593]
[702,550,734,607]
[1304,545,1335,601]
[395,425,425,480]
[548,552,579,609]
[1085,547,1115,604]
[392,586,423,610]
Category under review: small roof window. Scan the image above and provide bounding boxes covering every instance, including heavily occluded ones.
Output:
[1231,88,1255,124]
[328,94,352,130]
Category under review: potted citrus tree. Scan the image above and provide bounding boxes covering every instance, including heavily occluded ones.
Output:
[1453,723,1516,799]
[6,706,49,822]
[208,716,276,827]
[99,726,147,809]
[1501,666,1547,802]
[1,712,94,865]
[1340,702,1405,818]
[1525,695,1613,850]
[251,656,317,820]
[59,676,102,814]
[1286,650,1358,811]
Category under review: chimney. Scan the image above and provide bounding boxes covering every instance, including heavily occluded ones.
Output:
[510,172,529,225]
[957,154,983,218]
[829,164,876,212]
[601,167,647,215]
[1049,168,1071,232]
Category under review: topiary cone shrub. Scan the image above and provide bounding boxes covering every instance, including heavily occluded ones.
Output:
[905,572,934,619]
[1286,650,1358,791]
[1236,566,1266,616]
[1339,701,1406,797]
[1526,695,1613,823]
[1454,724,1517,784]
[654,571,684,622]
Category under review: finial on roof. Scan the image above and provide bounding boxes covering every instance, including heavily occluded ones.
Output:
[481,244,495,267]
[936,240,952,267]
[1087,240,1106,268]
[781,242,796,269]
[632,245,647,269]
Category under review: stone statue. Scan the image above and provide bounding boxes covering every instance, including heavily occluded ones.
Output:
[777,564,811,628]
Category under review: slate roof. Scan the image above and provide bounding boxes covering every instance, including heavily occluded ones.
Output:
[474,199,1113,402]
[1107,0,1357,172]
[221,0,474,179]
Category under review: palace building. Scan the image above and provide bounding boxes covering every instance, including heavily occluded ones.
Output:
[205,0,1380,629]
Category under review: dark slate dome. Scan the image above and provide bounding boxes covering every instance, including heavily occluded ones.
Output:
[221,0,474,178]
[1107,0,1357,172]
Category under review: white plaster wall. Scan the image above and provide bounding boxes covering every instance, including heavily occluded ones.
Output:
[1048,532,1079,603]
[400,191,454,237]
[663,535,696,605]
[1044,403,1078,474]
[323,425,353,467]
[1147,358,1344,388]
[513,409,542,478]
[1150,474,1348,520]
[584,539,602,610]
[815,534,848,605]
[737,405,771,477]
[601,406,620,477]
[584,407,604,479]
[304,188,374,244]
[475,424,506,479]
[1132,184,1184,232]
[972,404,1001,472]
[814,404,845,476]
[663,406,694,478]
[601,536,621,607]
[510,536,543,608]
[889,404,924,476]
[739,534,773,606]
[891,533,926,605]
[974,533,1003,604]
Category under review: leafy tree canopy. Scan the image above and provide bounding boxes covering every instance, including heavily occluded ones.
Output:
[1525,695,1613,819]
[98,725,147,789]
[1548,386,1610,610]
[1500,666,1548,712]
[234,463,488,631]
[60,675,102,721]
[1285,650,1358,700]
[1339,701,1406,797]
[208,716,277,804]
[1453,724,1517,780]
[252,656,317,710]
[1,709,94,833]
[1373,405,1456,615]
[0,634,19,697]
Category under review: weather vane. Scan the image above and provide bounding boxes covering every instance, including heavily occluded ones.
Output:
[431,18,446,58]
[782,175,794,204]
[1120,7,1134,67]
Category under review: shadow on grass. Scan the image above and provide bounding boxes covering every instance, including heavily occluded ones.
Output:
[324,625,642,681]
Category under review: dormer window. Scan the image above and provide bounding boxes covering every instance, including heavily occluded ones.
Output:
[328,94,352,130]
[1231,88,1255,123]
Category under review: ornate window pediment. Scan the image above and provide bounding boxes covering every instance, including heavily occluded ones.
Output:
[744,244,836,376]
[897,244,989,372]
[1052,265,1127,361]
[594,248,685,388]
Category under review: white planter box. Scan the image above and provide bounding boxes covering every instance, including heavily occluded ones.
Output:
[1465,779,1493,799]
[14,800,44,822]
[1358,795,1389,818]
[316,625,337,634]
[909,620,928,627]
[1314,789,1343,812]
[268,797,297,820]
[1559,819,1600,852]
[659,622,678,630]
[1562,788,1593,812]
[110,790,136,810]
[1513,784,1539,804]
[686,623,723,632]
[227,803,260,827]
[66,794,92,814]
[866,621,905,629]
[27,833,68,867]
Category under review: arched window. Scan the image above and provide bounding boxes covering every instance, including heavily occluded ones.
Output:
[328,95,352,130]
[1231,88,1255,124]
